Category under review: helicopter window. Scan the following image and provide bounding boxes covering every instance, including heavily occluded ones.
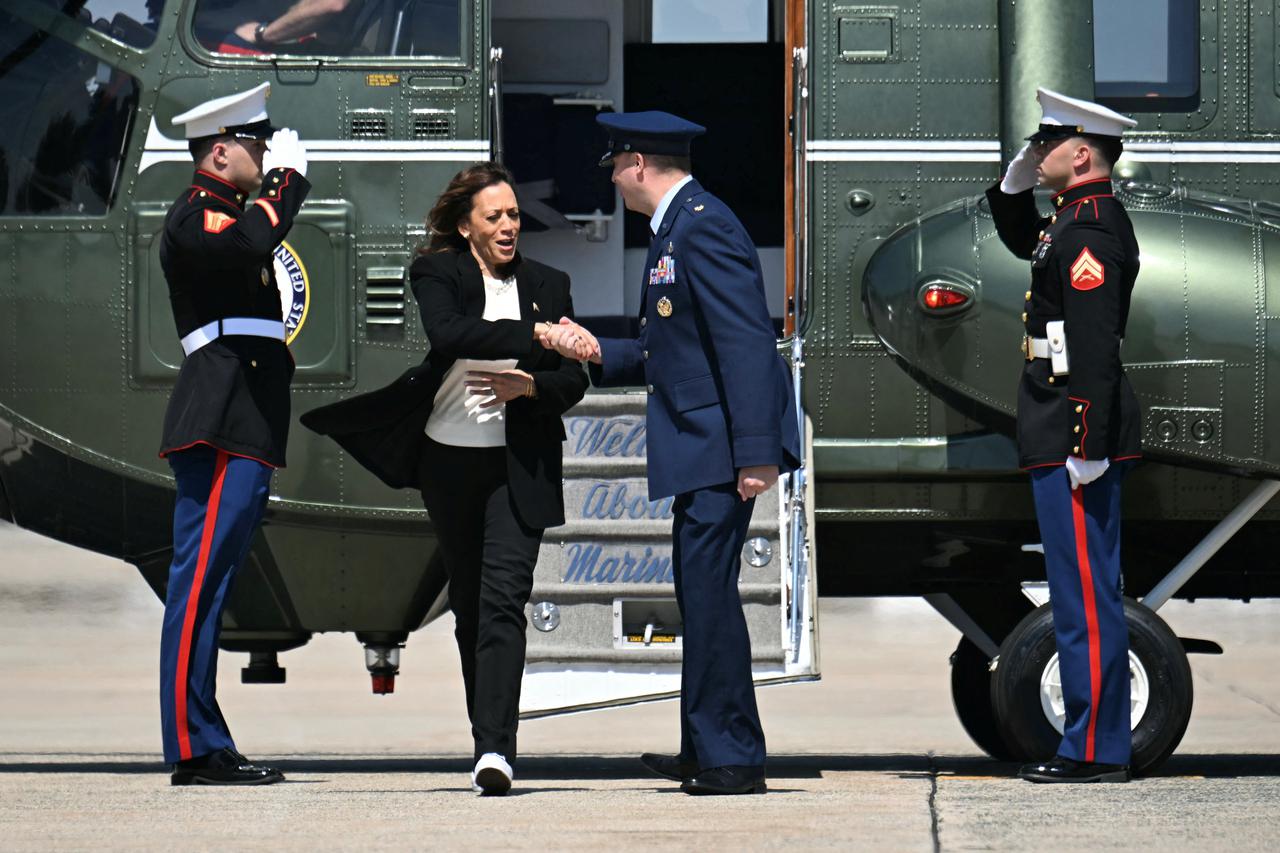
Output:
[42,0,164,49]
[0,13,140,216]
[1093,0,1199,112]
[193,0,462,58]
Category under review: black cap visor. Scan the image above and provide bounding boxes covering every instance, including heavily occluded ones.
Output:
[597,132,695,167]
[1027,123,1124,144]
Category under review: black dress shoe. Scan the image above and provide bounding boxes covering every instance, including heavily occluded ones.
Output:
[1019,755,1129,784]
[681,765,767,795]
[639,752,699,783]
[171,748,285,786]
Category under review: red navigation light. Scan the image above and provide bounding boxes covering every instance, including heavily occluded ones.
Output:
[921,284,970,312]
[371,673,396,694]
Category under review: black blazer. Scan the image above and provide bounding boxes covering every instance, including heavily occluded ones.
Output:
[300,250,588,529]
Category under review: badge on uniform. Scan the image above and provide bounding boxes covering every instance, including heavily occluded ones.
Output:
[649,254,676,286]
[1032,234,1052,267]
[1070,247,1105,290]
[203,210,236,234]
[656,296,673,317]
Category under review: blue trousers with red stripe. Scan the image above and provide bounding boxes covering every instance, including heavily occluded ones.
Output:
[1030,462,1132,766]
[159,446,273,764]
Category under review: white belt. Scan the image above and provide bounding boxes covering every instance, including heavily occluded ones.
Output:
[1023,336,1051,359]
[180,318,285,356]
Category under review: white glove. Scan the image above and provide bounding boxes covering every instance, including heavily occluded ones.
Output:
[1000,143,1037,194]
[263,128,308,177]
[1065,456,1110,490]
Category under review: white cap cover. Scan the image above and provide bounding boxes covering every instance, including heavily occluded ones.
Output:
[172,81,273,140]
[1031,87,1138,141]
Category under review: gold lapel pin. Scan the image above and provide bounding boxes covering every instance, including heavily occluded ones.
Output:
[532,301,540,313]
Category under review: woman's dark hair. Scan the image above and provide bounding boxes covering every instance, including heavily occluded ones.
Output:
[422,161,516,254]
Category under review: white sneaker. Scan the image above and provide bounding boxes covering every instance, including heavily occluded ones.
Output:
[471,753,513,796]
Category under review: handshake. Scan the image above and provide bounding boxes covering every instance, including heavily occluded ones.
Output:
[537,317,601,364]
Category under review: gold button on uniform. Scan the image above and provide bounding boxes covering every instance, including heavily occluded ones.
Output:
[1048,376,1055,384]
[1021,312,1028,323]
[643,350,649,360]
[1074,425,1081,433]
[646,384,654,394]
[1073,445,1080,453]
[1075,404,1083,413]
[1051,215,1058,224]
[640,317,647,328]
[250,359,258,368]
[1025,290,1032,301]
[199,191,207,197]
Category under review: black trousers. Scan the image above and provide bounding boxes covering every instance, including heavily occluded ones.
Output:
[418,437,543,763]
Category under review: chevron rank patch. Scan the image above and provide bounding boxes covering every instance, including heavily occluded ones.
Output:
[1070,246,1105,290]
[203,210,236,234]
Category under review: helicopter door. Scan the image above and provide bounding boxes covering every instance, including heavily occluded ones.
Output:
[509,0,819,718]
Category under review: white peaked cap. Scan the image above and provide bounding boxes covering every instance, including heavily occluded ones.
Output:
[1030,87,1138,141]
[172,81,273,140]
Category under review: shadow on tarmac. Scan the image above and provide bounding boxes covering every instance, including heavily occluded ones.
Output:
[2,753,1279,779]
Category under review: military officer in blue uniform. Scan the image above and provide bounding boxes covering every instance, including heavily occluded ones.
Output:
[987,89,1142,783]
[545,112,801,795]
[157,83,310,785]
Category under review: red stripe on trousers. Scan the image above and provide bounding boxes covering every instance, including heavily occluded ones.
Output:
[1070,485,1103,762]
[173,450,229,761]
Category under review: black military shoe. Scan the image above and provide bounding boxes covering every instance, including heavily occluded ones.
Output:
[681,765,767,795]
[639,752,700,782]
[171,748,285,786]
[1019,756,1129,784]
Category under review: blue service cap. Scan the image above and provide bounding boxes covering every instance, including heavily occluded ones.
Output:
[596,111,706,167]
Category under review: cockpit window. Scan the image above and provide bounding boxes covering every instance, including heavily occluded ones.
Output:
[192,0,462,59]
[1093,0,1199,112]
[0,13,140,216]
[49,0,164,49]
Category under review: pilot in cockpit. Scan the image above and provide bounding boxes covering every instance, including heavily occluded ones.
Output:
[193,0,360,55]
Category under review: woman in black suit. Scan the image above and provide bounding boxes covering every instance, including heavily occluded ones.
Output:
[302,162,588,795]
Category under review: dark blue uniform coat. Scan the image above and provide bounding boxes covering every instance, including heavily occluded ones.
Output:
[590,179,800,770]
[591,179,801,498]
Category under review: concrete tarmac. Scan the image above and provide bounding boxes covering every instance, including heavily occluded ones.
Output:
[2,519,1279,850]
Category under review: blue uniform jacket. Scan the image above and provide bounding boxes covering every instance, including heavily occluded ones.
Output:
[590,179,802,499]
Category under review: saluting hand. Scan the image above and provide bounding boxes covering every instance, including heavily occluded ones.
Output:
[465,369,535,407]
[737,465,779,501]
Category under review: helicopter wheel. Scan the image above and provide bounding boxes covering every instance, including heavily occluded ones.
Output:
[989,598,1193,776]
[949,637,1017,761]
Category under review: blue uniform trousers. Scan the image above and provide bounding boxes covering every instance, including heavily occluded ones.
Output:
[1030,462,1132,765]
[673,482,766,769]
[159,445,272,764]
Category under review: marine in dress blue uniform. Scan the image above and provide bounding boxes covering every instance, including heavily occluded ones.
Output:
[987,89,1142,783]
[157,83,311,785]
[585,112,801,795]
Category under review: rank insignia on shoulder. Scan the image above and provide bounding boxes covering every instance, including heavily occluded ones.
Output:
[203,210,236,234]
[693,204,704,212]
[656,296,673,317]
[1070,246,1105,290]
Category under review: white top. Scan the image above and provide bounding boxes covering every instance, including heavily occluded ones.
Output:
[424,273,521,447]
[650,174,694,234]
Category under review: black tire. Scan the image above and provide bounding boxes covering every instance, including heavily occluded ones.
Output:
[989,597,1193,776]
[950,637,1017,761]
